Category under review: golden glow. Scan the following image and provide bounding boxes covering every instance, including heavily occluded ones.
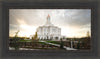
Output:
[9,19,90,38]
[10,19,37,37]
[10,25,90,38]
[19,25,37,37]
[60,26,91,38]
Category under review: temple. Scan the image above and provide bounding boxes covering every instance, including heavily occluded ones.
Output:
[36,14,62,41]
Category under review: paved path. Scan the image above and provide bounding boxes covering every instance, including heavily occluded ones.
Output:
[40,41,77,50]
[9,47,39,50]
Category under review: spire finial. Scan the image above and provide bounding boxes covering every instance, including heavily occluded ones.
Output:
[47,14,50,20]
[48,14,50,17]
[47,14,50,18]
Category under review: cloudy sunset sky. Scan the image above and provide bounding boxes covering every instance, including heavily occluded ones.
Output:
[9,9,91,38]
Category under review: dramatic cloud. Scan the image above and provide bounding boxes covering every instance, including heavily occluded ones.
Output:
[9,9,91,38]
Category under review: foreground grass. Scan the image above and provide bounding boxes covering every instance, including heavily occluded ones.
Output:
[46,40,61,44]
[38,41,47,45]
[18,39,32,42]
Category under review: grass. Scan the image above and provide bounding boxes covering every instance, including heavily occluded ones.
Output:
[38,42,47,45]
[18,39,32,42]
[46,40,61,44]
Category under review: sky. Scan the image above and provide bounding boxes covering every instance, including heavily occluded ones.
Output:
[9,9,91,38]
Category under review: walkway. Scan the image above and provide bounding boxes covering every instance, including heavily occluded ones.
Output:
[9,47,39,50]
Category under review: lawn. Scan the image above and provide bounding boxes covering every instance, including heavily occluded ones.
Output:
[46,40,61,44]
[38,41,47,45]
[18,39,32,42]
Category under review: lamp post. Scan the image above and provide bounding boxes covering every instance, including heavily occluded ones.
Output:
[47,33,48,40]
[60,38,64,49]
[71,39,73,48]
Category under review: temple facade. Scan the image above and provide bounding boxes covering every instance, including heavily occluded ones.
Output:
[36,15,62,41]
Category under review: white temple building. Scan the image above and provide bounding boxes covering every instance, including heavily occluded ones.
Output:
[36,14,62,41]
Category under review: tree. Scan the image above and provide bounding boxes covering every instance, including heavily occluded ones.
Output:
[32,32,38,40]
[32,31,38,48]
[13,30,20,50]
[87,31,90,38]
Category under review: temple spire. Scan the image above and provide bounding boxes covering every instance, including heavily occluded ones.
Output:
[44,14,53,26]
[47,14,50,21]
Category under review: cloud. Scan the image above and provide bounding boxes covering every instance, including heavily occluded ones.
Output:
[64,9,91,27]
[9,9,91,37]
